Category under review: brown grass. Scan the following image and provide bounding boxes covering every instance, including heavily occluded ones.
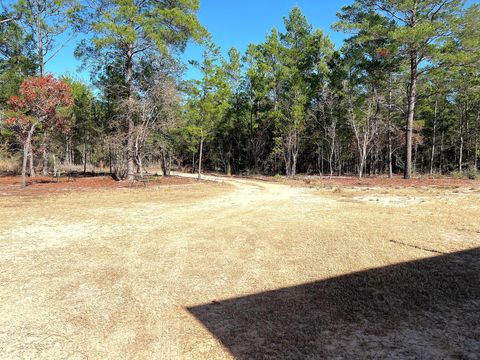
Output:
[0,175,478,359]
[0,157,20,174]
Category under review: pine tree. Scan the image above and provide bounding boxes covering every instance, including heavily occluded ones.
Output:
[335,0,464,178]
[77,0,205,179]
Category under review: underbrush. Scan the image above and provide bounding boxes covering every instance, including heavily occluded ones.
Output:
[451,169,479,180]
[0,156,20,175]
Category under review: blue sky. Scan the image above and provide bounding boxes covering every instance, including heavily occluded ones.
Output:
[24,0,480,82]
[45,0,352,83]
[180,0,352,78]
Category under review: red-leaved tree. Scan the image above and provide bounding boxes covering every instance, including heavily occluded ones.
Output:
[6,75,73,188]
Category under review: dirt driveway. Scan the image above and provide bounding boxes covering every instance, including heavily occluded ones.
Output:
[0,174,479,359]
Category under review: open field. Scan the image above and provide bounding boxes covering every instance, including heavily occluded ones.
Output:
[0,174,479,359]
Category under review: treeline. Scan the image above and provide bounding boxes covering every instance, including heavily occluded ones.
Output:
[0,0,205,186]
[181,2,480,179]
[1,1,479,185]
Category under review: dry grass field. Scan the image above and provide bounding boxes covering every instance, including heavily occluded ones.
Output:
[0,173,479,359]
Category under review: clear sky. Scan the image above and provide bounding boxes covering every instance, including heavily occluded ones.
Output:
[44,0,353,83]
[180,0,352,78]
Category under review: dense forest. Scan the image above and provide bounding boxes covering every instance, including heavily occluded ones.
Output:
[1,0,479,187]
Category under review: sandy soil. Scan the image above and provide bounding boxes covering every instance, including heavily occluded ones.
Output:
[0,173,479,359]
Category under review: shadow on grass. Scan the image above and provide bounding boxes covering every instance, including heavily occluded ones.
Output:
[188,248,480,359]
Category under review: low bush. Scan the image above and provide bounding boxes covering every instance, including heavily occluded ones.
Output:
[0,156,20,175]
[451,171,465,180]
[467,169,478,180]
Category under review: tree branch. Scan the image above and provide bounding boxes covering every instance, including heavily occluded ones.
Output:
[0,15,20,25]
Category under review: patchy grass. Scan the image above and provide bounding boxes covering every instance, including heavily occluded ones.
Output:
[0,176,478,359]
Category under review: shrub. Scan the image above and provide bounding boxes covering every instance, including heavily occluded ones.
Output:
[451,171,464,180]
[467,169,478,180]
[0,156,20,174]
[450,170,478,180]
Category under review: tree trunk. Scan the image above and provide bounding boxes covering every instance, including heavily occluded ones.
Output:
[430,95,438,175]
[459,136,463,173]
[41,133,48,176]
[28,150,35,177]
[168,153,172,175]
[22,143,29,188]
[413,141,418,174]
[83,141,87,174]
[138,156,143,178]
[321,146,324,175]
[292,153,297,177]
[475,109,479,170]
[226,159,232,176]
[126,44,135,180]
[21,124,36,188]
[197,129,204,180]
[329,142,334,177]
[134,135,142,177]
[317,144,322,176]
[291,131,298,177]
[36,0,44,76]
[284,134,292,177]
[53,154,57,178]
[71,140,75,165]
[109,147,113,175]
[90,147,94,175]
[65,135,70,166]
[459,103,465,173]
[249,104,255,171]
[161,148,170,176]
[404,51,418,179]
[387,81,393,178]
[358,142,367,179]
[42,146,48,175]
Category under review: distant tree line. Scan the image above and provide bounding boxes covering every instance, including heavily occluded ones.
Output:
[1,0,479,185]
[182,1,480,179]
[0,0,205,185]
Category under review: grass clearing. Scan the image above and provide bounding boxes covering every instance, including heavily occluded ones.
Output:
[0,175,478,359]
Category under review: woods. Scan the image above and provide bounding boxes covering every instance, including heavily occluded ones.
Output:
[1,0,479,184]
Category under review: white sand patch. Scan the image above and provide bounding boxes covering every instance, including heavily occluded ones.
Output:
[354,195,425,206]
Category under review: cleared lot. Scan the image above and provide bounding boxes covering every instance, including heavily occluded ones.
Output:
[0,175,479,359]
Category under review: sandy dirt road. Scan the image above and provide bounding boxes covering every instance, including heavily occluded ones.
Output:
[0,173,479,359]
